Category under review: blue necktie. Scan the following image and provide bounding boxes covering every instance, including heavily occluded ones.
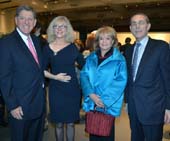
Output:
[132,42,141,81]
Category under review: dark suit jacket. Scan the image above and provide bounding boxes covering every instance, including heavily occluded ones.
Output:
[0,30,45,120]
[125,37,170,124]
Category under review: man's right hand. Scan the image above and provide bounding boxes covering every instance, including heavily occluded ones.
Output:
[10,106,23,120]
[164,109,170,124]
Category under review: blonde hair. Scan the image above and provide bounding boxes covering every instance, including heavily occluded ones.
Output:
[94,26,117,49]
[47,16,75,43]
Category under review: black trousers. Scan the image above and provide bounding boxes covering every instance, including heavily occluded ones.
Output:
[129,104,163,141]
[89,122,115,141]
[9,115,45,141]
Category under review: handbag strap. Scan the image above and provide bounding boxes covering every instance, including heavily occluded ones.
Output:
[94,105,106,113]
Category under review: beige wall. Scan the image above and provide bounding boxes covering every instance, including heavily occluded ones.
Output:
[0,9,15,35]
[117,32,170,45]
[1,10,170,44]
[0,13,6,35]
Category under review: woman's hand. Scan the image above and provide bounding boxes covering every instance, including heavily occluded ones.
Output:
[89,93,104,108]
[55,73,71,82]
[44,71,71,82]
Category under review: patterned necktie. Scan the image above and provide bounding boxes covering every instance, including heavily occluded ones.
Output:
[131,42,141,81]
[27,37,39,65]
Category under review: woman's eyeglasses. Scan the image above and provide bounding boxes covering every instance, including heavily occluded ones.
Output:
[53,24,67,29]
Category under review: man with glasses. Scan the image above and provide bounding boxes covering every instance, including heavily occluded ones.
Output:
[125,13,170,141]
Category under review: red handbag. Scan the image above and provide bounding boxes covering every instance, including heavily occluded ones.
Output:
[85,110,115,136]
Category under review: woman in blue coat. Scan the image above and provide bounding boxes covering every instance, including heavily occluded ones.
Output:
[80,26,127,141]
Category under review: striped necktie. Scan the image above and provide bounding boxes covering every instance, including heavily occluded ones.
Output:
[27,37,39,65]
[131,42,141,81]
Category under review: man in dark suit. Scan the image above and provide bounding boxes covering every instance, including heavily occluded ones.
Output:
[125,13,170,141]
[0,5,45,141]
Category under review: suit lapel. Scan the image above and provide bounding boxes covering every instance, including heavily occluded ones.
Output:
[14,30,40,69]
[135,38,153,81]
[127,44,135,82]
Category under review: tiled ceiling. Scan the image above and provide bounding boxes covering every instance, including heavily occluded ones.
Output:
[1,0,170,32]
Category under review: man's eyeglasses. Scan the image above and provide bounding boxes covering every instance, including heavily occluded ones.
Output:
[130,21,148,27]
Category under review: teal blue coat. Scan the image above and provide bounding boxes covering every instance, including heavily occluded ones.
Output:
[80,48,127,117]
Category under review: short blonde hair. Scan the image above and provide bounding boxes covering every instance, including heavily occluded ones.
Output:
[47,16,75,43]
[94,26,117,49]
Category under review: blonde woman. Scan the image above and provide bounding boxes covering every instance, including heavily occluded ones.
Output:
[43,16,84,141]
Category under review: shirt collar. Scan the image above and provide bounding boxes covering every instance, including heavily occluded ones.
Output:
[138,36,149,47]
[16,27,30,41]
[96,47,113,59]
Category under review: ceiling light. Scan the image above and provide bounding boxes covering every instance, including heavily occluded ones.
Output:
[44,4,48,9]
[32,1,37,5]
